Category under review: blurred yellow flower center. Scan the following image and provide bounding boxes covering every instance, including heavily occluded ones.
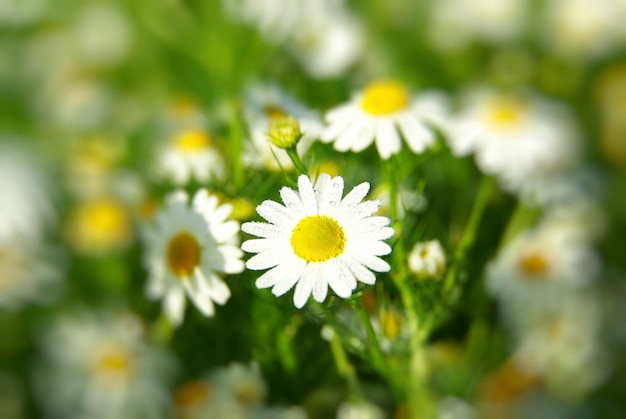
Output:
[291,216,346,262]
[175,130,211,152]
[175,380,213,409]
[263,104,287,121]
[519,252,548,277]
[167,232,201,277]
[486,98,526,129]
[360,81,410,115]
[94,346,132,379]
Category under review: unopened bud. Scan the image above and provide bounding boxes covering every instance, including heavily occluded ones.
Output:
[267,115,302,149]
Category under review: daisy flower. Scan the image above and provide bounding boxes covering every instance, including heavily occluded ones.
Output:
[321,80,449,159]
[242,83,322,172]
[407,239,446,279]
[241,174,394,308]
[446,88,580,203]
[158,128,224,186]
[143,190,244,326]
[485,220,600,310]
[35,310,175,419]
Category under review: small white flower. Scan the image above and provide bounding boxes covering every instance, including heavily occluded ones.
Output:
[158,128,224,186]
[35,310,175,419]
[427,0,528,51]
[322,80,448,159]
[336,401,385,419]
[541,0,626,59]
[486,221,600,309]
[510,292,609,397]
[447,88,580,202]
[242,174,394,308]
[242,84,322,171]
[407,240,446,279]
[143,190,244,326]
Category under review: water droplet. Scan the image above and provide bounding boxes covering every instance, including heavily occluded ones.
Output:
[332,182,340,189]
[329,200,337,207]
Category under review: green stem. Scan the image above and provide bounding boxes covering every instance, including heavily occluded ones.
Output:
[442,176,495,296]
[229,99,244,189]
[394,276,434,419]
[286,147,308,176]
[499,201,541,250]
[325,323,363,400]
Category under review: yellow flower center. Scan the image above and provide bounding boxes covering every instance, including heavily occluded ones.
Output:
[486,97,526,130]
[360,80,410,116]
[175,130,211,153]
[290,215,346,262]
[167,232,201,277]
[93,346,133,381]
[518,252,548,278]
[175,380,213,409]
[263,104,287,121]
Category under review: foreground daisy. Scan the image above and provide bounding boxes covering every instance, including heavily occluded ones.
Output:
[241,174,394,308]
[321,80,448,159]
[143,190,244,325]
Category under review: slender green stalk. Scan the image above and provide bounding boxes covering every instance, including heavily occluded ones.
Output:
[151,313,174,346]
[286,147,308,176]
[442,176,495,296]
[325,323,363,400]
[499,201,541,250]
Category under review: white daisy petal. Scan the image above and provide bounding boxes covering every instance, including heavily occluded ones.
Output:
[271,259,307,296]
[280,186,305,213]
[398,115,434,153]
[327,259,356,297]
[241,238,274,254]
[316,175,344,215]
[164,287,186,326]
[246,249,282,270]
[298,175,318,215]
[293,265,316,308]
[256,200,296,226]
[183,276,215,317]
[375,120,401,160]
[347,240,392,256]
[322,115,354,142]
[351,253,391,273]
[203,273,231,305]
[334,119,364,152]
[309,264,329,303]
[340,182,370,207]
[255,257,302,289]
[242,222,286,238]
[343,256,377,285]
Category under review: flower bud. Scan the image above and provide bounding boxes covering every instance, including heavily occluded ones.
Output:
[267,115,302,149]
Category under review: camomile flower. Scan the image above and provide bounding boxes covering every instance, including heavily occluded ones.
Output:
[486,220,600,310]
[241,174,394,308]
[321,80,449,159]
[158,128,224,186]
[407,239,446,279]
[446,88,580,202]
[35,310,175,419]
[143,190,244,326]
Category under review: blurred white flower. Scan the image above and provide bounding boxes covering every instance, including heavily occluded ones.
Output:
[143,190,244,326]
[242,174,394,308]
[486,221,600,310]
[511,292,609,397]
[35,310,175,419]
[447,88,580,204]
[242,84,322,171]
[322,80,449,159]
[158,128,224,186]
[541,0,626,60]
[407,240,446,279]
[72,3,132,67]
[336,401,385,419]
[0,146,56,243]
[223,0,364,78]
[427,0,528,51]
